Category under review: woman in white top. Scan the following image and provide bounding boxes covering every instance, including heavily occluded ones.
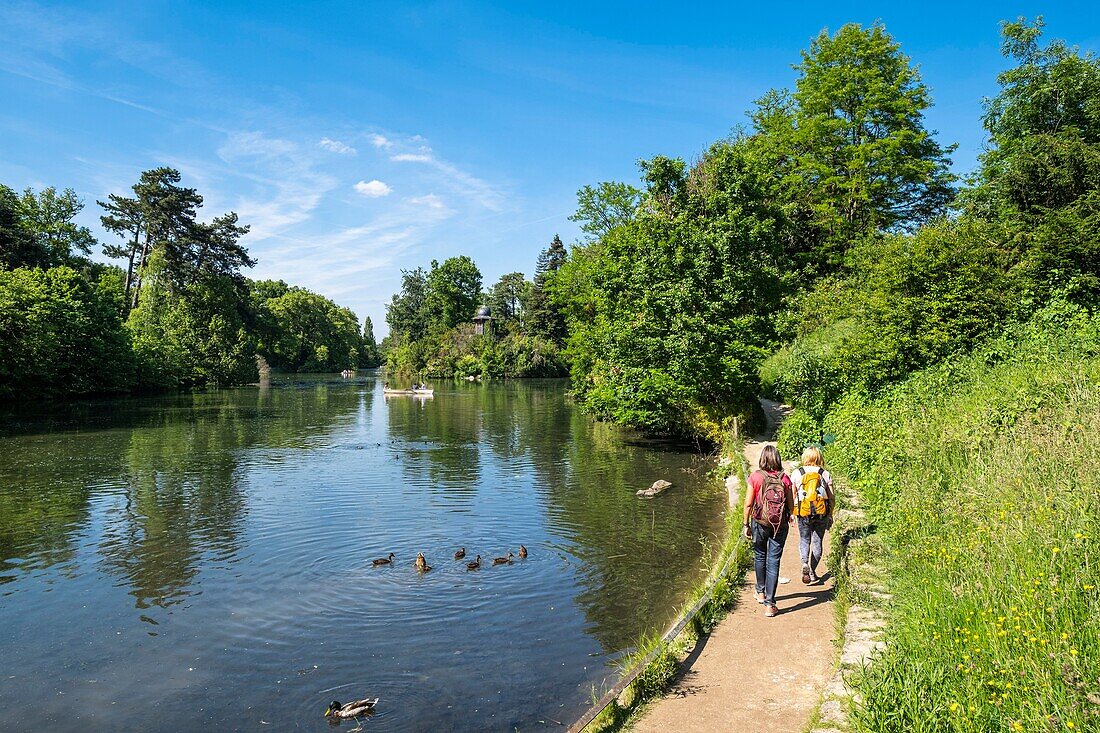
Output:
[789,445,834,585]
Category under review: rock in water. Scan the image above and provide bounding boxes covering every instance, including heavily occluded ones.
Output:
[636,479,673,498]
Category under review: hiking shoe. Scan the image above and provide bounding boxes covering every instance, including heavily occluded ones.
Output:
[801,565,811,584]
[764,605,779,617]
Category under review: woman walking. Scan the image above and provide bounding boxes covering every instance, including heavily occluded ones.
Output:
[742,445,794,617]
[790,446,835,585]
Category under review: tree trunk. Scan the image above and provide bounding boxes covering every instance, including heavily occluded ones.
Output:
[131,233,151,311]
[122,233,138,315]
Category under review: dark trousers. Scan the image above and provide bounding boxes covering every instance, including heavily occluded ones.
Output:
[752,519,789,605]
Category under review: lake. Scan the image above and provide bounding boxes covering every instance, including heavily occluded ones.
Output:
[0,375,728,731]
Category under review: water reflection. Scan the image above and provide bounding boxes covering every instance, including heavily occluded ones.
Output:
[0,376,725,732]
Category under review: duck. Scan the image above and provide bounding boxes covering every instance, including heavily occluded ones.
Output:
[415,552,431,572]
[372,552,395,566]
[466,555,482,571]
[324,698,379,719]
[492,552,515,566]
[454,547,466,561]
[518,545,528,559]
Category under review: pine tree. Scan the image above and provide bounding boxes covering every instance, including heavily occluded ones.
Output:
[527,235,568,343]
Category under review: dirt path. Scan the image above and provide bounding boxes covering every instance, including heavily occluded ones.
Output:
[631,399,836,733]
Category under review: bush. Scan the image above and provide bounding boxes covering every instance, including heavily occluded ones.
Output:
[774,409,823,458]
[0,266,134,398]
[765,218,1025,415]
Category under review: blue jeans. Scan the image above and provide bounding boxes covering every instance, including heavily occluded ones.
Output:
[797,517,828,575]
[752,519,789,605]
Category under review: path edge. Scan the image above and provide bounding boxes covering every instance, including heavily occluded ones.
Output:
[807,479,891,732]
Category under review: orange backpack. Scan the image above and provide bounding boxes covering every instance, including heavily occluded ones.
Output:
[794,468,829,518]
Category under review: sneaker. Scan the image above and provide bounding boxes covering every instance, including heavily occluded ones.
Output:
[809,571,820,585]
[764,604,779,617]
[801,565,811,584]
[753,590,765,604]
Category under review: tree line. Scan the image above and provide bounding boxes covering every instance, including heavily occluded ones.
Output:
[383,236,568,378]
[0,168,381,400]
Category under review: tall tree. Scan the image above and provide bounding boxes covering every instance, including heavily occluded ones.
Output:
[425,256,482,333]
[527,235,568,343]
[559,142,787,433]
[385,267,429,342]
[753,22,956,270]
[970,17,1100,292]
[361,316,382,367]
[487,271,527,324]
[129,167,202,307]
[100,168,253,311]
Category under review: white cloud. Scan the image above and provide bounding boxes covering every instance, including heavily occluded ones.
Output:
[319,137,356,155]
[214,130,338,239]
[390,152,433,163]
[369,134,392,149]
[354,179,392,197]
[388,149,503,211]
[407,194,445,209]
[253,193,456,301]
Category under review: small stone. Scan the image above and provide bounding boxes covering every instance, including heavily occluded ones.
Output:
[636,479,673,498]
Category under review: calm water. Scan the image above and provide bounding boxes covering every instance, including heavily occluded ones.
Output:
[0,375,727,731]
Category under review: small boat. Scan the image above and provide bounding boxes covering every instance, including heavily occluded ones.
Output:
[383,388,434,396]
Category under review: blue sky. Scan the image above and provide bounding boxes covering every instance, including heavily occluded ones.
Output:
[1,1,1098,336]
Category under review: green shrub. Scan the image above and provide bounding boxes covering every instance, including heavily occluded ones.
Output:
[0,266,134,398]
[766,218,1025,416]
[774,409,822,458]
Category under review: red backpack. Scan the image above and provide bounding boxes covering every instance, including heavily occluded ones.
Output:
[753,471,787,533]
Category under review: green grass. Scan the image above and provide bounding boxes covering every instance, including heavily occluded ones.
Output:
[821,315,1100,732]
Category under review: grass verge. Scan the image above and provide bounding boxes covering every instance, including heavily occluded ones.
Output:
[819,315,1100,732]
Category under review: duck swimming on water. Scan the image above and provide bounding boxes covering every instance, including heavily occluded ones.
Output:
[325,698,379,719]
[372,552,395,566]
[518,545,528,559]
[492,552,514,566]
[415,552,431,572]
[454,547,466,560]
[466,555,482,571]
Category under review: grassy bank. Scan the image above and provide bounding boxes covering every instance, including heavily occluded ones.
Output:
[804,313,1100,732]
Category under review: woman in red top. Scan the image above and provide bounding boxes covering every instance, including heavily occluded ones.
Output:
[742,445,794,617]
